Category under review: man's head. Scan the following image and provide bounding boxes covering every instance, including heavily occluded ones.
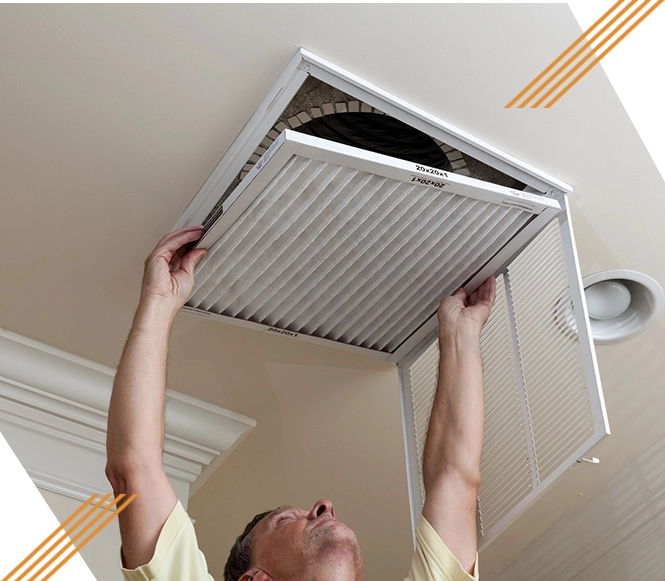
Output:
[224,499,362,581]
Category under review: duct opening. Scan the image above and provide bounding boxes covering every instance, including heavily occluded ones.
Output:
[200,76,528,233]
[293,112,452,172]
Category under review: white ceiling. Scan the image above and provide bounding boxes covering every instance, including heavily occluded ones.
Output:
[1,4,664,580]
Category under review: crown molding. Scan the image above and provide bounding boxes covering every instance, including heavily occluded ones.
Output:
[0,327,256,508]
[21,464,115,502]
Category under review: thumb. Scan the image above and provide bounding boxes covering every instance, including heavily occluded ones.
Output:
[180,248,207,275]
[453,287,466,299]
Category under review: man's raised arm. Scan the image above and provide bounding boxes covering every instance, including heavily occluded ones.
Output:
[105,226,207,569]
[421,276,496,574]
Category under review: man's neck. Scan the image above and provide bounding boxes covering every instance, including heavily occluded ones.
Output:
[298,551,362,581]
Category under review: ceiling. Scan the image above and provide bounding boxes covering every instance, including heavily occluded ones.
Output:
[1,4,664,580]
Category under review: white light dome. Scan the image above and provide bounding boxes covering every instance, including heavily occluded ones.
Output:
[585,280,631,320]
[556,270,664,344]
[584,270,663,344]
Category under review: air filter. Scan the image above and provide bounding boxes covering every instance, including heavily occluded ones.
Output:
[184,130,561,359]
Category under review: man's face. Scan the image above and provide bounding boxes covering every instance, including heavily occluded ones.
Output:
[247,499,362,580]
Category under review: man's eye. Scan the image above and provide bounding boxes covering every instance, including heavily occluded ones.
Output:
[277,515,291,524]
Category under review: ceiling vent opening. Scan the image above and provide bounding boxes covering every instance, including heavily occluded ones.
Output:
[198,74,528,236]
[175,49,607,547]
[293,112,453,172]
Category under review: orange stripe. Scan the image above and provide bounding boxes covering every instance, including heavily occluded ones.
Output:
[505,34,584,109]
[74,494,138,551]
[545,56,599,109]
[58,494,99,529]
[519,42,592,109]
[71,494,125,543]
[63,494,111,536]
[531,53,598,109]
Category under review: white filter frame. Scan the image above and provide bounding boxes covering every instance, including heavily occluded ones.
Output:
[184,129,561,361]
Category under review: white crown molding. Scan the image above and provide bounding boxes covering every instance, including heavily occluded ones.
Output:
[21,464,115,510]
[0,327,256,508]
[21,464,196,524]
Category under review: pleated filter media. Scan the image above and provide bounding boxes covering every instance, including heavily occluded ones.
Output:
[405,219,606,548]
[187,132,547,355]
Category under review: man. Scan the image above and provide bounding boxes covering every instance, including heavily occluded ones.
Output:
[106,225,496,581]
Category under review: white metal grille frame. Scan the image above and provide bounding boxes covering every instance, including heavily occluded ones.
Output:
[399,199,609,549]
[183,130,561,359]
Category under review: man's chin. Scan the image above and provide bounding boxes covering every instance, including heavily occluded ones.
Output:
[312,523,362,562]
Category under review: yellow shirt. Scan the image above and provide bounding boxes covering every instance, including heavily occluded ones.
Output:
[121,501,479,581]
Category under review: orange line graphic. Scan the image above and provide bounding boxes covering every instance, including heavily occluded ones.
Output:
[70,494,125,543]
[505,0,628,108]
[0,494,138,581]
[61,494,111,535]
[505,0,665,109]
[60,494,101,528]
[76,494,138,551]
[531,53,597,108]
[545,55,600,109]
[519,39,589,109]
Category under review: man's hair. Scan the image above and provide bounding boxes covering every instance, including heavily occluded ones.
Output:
[224,509,275,581]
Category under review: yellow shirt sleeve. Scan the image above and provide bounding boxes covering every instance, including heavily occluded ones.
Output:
[120,500,214,581]
[404,515,479,581]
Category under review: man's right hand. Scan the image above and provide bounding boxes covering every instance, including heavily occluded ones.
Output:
[437,276,496,343]
[140,225,208,316]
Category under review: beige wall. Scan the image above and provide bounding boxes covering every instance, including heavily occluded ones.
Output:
[173,318,414,580]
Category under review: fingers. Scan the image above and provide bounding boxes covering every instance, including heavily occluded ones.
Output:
[453,287,467,301]
[155,225,203,250]
[468,275,496,306]
[179,248,207,275]
[481,275,497,306]
[439,287,466,312]
[170,244,191,272]
[147,226,204,265]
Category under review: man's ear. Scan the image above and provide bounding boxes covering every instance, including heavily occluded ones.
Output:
[239,568,272,581]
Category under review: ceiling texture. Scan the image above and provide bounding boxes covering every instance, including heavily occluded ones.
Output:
[2,4,664,581]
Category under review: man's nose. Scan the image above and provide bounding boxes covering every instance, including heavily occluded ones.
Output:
[308,499,336,520]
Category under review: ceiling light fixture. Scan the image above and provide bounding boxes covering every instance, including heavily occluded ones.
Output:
[585,280,632,320]
[584,270,664,344]
[557,270,664,344]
